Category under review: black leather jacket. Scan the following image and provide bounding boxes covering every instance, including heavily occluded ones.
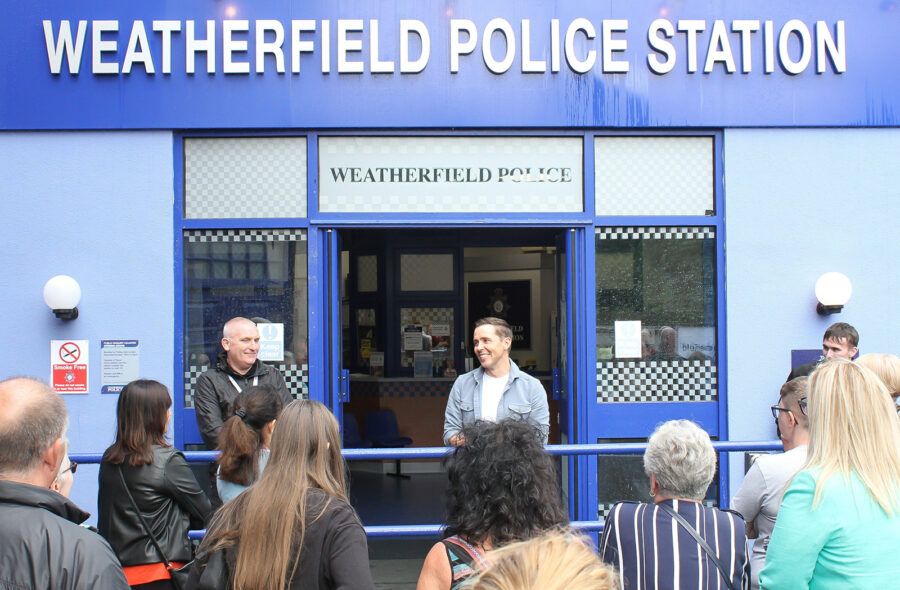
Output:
[0,480,129,588]
[98,445,211,566]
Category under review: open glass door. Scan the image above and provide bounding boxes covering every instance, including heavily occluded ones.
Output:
[325,229,348,431]
[555,227,585,521]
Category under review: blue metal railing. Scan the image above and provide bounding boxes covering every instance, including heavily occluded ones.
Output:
[72,441,782,540]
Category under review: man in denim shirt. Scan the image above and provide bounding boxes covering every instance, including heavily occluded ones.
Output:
[443,317,550,445]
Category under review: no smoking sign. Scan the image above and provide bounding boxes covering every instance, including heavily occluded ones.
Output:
[50,340,89,394]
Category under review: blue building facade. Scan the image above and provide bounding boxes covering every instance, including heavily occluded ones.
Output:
[1,1,898,522]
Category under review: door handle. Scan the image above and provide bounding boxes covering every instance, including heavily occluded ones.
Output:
[340,369,349,403]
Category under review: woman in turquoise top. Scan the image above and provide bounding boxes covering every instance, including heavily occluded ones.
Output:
[216,384,282,503]
[760,359,900,589]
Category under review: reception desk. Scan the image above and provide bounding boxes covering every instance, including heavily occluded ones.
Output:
[346,375,557,449]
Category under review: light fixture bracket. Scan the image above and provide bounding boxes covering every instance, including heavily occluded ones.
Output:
[52,308,79,320]
[816,303,843,316]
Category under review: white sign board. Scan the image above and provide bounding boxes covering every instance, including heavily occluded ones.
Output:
[319,136,583,213]
[101,340,140,394]
[257,323,285,362]
[50,340,89,394]
[614,321,642,359]
[677,326,716,360]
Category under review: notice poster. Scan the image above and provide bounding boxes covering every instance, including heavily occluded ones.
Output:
[414,351,434,377]
[101,340,140,394]
[50,340,89,394]
[614,321,642,359]
[257,323,285,362]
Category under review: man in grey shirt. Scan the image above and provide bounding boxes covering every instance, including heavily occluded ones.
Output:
[732,377,809,590]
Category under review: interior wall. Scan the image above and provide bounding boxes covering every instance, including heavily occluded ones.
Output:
[0,131,175,523]
[464,248,557,371]
[723,128,900,494]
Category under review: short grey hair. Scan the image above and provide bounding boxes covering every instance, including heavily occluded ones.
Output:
[643,420,716,501]
[0,377,68,477]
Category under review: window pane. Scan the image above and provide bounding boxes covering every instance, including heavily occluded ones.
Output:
[400,254,454,291]
[399,307,455,376]
[184,137,308,219]
[594,136,714,216]
[183,229,309,407]
[595,226,717,403]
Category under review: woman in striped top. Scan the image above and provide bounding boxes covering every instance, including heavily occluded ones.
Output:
[600,420,749,590]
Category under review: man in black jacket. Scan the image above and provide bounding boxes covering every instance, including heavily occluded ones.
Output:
[194,317,293,503]
[0,377,129,589]
[787,322,859,381]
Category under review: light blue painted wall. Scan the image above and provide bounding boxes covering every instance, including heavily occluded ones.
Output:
[723,128,900,494]
[0,131,174,522]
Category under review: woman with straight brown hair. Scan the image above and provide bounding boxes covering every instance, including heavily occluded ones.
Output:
[216,384,282,503]
[189,399,374,590]
[98,379,211,590]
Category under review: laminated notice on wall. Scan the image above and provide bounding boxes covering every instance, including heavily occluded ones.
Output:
[614,321,642,359]
[101,339,139,394]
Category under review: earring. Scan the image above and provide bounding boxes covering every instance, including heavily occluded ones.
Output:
[649,489,656,498]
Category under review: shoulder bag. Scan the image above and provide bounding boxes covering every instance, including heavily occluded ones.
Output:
[117,465,192,590]
[658,502,741,590]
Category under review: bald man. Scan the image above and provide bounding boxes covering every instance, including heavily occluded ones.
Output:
[194,317,293,450]
[0,377,128,588]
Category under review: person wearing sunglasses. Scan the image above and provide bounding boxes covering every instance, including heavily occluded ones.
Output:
[731,377,808,590]
[51,456,77,498]
[761,360,900,588]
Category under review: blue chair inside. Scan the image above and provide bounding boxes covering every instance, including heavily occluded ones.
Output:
[365,409,413,448]
[343,413,373,448]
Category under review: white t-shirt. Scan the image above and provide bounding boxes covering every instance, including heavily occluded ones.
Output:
[480,373,508,422]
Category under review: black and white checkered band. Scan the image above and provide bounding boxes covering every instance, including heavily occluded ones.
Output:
[182,363,309,408]
[596,360,717,403]
[184,229,307,243]
[595,226,715,240]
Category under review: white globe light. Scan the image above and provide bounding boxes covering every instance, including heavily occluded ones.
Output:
[814,272,852,306]
[43,275,82,310]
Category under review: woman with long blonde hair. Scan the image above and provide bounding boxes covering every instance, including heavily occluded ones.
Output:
[189,400,374,590]
[760,359,900,588]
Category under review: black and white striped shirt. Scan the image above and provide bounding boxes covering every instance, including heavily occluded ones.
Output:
[600,500,750,590]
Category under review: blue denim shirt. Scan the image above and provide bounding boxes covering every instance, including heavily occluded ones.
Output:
[442,360,550,445]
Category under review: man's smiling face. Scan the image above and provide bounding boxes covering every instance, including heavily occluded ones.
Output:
[473,324,511,377]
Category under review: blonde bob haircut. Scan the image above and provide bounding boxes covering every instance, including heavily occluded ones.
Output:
[198,399,347,590]
[856,353,900,400]
[468,530,618,590]
[805,359,900,515]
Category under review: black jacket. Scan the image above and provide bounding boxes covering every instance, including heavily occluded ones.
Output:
[98,445,212,566]
[194,351,293,449]
[188,489,374,590]
[0,480,129,589]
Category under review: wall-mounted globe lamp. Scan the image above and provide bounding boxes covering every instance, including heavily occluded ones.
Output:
[43,275,81,320]
[815,272,852,315]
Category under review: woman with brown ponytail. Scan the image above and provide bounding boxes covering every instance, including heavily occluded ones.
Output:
[216,384,283,503]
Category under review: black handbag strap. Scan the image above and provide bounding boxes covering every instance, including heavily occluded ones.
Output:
[117,464,175,570]
[658,502,740,590]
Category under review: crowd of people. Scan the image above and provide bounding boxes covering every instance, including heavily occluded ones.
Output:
[1,318,899,589]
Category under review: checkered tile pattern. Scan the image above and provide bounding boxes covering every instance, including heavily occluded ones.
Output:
[597,499,717,519]
[595,227,715,241]
[594,136,714,216]
[596,360,717,403]
[184,137,308,219]
[183,365,209,408]
[318,136,583,213]
[184,229,307,243]
[273,363,309,400]
[182,363,309,408]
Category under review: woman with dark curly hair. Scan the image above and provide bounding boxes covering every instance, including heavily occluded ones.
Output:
[416,420,568,590]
